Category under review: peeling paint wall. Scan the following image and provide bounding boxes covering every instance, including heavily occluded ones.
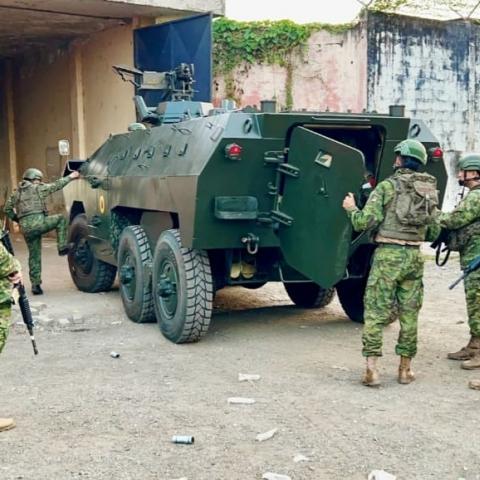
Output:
[213,25,368,112]
[366,12,479,206]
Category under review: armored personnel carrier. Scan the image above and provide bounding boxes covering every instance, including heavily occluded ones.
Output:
[62,62,447,343]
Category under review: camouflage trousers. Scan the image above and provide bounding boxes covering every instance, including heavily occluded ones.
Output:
[362,244,424,358]
[0,302,11,355]
[465,268,480,337]
[20,214,68,286]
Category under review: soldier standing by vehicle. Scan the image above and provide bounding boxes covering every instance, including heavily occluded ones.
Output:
[4,168,80,295]
[0,241,22,432]
[436,154,480,373]
[342,139,439,387]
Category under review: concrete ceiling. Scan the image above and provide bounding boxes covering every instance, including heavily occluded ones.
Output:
[0,0,223,58]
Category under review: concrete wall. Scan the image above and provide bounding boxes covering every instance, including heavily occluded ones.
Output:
[213,25,368,112]
[366,12,480,207]
[81,24,136,155]
[14,48,72,179]
[0,63,10,198]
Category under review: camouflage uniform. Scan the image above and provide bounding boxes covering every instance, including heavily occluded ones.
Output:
[346,168,440,358]
[0,243,20,354]
[437,186,480,338]
[4,176,72,286]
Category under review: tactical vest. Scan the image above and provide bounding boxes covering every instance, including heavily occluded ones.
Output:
[15,181,47,219]
[377,171,439,242]
[446,188,480,252]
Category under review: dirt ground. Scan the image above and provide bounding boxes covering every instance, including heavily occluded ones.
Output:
[1,236,479,480]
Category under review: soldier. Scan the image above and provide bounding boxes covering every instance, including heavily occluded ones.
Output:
[0,241,22,432]
[4,168,80,295]
[342,139,439,387]
[436,154,480,371]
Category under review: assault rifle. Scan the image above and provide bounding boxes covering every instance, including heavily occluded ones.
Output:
[0,229,39,355]
[449,255,480,290]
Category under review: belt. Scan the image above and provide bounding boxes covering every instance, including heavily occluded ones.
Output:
[377,243,420,249]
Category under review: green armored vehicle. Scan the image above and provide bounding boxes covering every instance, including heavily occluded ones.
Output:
[62,62,447,343]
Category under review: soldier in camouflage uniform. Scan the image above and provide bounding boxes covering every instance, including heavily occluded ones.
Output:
[436,154,480,373]
[4,168,80,295]
[343,139,440,387]
[0,242,22,432]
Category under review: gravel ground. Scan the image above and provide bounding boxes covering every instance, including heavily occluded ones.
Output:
[1,237,479,480]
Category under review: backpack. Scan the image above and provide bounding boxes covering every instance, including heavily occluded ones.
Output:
[391,173,439,226]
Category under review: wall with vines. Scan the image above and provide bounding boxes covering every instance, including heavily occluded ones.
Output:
[212,18,366,111]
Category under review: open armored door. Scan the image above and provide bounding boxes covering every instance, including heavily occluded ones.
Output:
[134,14,212,105]
[275,127,365,288]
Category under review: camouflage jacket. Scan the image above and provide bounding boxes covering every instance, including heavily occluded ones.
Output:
[437,186,480,268]
[0,242,20,304]
[4,176,72,222]
[345,168,441,243]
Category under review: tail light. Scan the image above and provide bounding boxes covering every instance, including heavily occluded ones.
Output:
[225,143,242,160]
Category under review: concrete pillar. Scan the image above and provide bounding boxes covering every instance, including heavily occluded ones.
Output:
[5,60,18,188]
[69,43,86,159]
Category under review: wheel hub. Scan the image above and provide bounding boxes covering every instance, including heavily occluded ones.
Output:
[119,265,135,285]
[157,274,175,297]
[74,240,94,273]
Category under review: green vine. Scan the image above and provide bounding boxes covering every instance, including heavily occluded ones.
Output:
[213,18,354,76]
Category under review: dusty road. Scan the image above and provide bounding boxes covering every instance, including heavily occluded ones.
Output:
[1,237,479,480]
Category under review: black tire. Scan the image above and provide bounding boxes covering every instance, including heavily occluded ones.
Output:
[68,214,117,293]
[284,282,335,308]
[117,226,155,323]
[152,229,213,343]
[336,277,367,323]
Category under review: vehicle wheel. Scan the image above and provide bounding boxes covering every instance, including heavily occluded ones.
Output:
[117,226,155,323]
[68,214,117,292]
[336,277,367,323]
[284,282,335,308]
[152,229,213,343]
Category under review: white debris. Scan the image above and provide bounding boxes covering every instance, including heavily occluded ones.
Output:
[368,470,396,480]
[331,365,350,371]
[57,318,71,327]
[238,373,261,382]
[256,428,278,442]
[262,473,291,480]
[293,454,309,463]
[227,397,256,404]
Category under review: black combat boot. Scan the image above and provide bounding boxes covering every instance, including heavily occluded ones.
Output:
[58,242,74,256]
[31,284,43,295]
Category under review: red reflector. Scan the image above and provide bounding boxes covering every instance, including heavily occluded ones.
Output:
[432,147,443,158]
[225,143,242,159]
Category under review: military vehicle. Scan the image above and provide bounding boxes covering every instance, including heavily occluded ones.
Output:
[61,19,447,344]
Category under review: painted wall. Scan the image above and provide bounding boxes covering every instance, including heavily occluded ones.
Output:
[13,48,73,178]
[0,63,10,197]
[81,24,136,155]
[213,25,368,112]
[366,12,480,207]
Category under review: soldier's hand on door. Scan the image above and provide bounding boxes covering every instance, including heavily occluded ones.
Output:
[342,192,357,210]
[69,171,80,180]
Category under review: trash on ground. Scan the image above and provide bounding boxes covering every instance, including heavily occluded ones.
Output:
[293,454,309,463]
[110,351,120,358]
[256,428,278,442]
[171,435,194,444]
[331,365,350,371]
[228,397,255,404]
[368,470,396,480]
[262,473,291,480]
[238,373,261,382]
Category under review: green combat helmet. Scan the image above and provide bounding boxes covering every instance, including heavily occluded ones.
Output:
[458,153,480,171]
[22,168,44,181]
[394,139,427,165]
